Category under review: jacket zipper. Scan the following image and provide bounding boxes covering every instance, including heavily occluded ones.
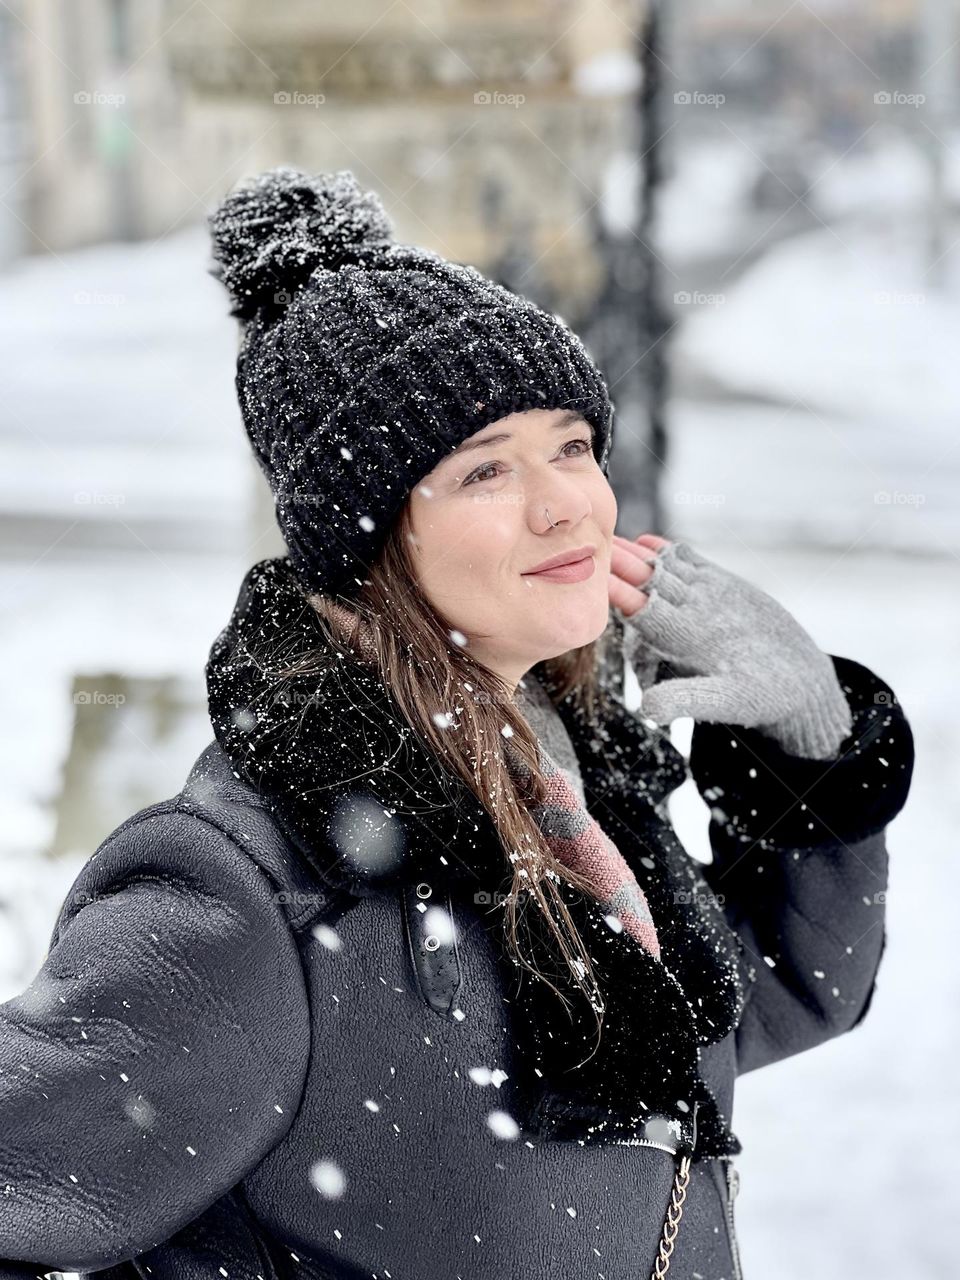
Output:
[720,1156,744,1280]
[614,1136,687,1155]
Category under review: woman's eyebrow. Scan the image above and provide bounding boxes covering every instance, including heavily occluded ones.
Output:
[444,412,593,462]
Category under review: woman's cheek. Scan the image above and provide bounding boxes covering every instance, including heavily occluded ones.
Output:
[466,495,517,548]
[594,477,618,534]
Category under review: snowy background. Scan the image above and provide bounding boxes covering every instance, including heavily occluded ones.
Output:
[650,130,960,1276]
[1,25,958,1279]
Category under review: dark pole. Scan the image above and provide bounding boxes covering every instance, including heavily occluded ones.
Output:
[636,0,669,537]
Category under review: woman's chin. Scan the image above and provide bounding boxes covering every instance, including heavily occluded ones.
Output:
[539,613,610,658]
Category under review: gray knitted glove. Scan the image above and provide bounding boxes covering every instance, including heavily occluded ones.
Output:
[618,539,854,761]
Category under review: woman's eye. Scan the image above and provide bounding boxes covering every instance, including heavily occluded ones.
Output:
[463,438,592,486]
[563,437,592,457]
[464,462,500,485]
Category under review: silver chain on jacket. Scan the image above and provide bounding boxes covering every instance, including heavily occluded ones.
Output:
[649,1155,692,1278]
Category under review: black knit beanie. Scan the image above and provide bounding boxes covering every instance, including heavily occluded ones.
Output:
[207,166,615,599]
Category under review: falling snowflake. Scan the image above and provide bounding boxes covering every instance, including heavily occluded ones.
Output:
[486,1110,520,1140]
[230,707,258,734]
[327,792,405,878]
[123,1096,156,1129]
[422,904,456,946]
[312,923,343,952]
[469,1066,509,1088]
[309,1158,347,1199]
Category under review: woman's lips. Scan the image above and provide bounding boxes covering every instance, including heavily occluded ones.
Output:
[522,553,596,584]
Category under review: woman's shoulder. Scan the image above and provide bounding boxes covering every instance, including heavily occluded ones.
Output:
[48,739,343,962]
[172,737,350,935]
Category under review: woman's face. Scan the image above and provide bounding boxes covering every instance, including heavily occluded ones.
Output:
[406,407,617,692]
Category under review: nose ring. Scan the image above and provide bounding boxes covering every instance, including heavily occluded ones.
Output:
[545,506,558,528]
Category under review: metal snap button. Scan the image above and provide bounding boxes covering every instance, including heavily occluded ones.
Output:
[416,882,432,899]
[424,935,440,952]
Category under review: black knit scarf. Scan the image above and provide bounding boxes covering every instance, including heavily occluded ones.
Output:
[205,557,750,1160]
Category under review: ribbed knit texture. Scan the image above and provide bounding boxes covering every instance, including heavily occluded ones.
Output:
[207,167,614,600]
[515,669,586,801]
[324,601,661,962]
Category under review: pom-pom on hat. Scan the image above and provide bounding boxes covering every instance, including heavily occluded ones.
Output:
[207,166,615,598]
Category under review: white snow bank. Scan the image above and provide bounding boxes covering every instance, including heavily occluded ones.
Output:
[674,224,960,420]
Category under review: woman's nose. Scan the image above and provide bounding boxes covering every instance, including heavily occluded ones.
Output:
[527,475,590,530]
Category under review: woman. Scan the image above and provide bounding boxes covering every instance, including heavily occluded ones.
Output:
[0,168,914,1279]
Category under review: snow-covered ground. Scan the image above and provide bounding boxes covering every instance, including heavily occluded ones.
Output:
[0,175,956,1275]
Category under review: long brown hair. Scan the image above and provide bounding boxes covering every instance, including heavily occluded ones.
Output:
[289,500,619,1046]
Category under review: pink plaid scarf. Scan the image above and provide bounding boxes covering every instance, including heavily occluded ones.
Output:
[323,601,661,962]
[503,738,661,961]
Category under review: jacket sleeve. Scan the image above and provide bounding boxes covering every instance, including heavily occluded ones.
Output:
[687,654,914,1076]
[0,807,311,1275]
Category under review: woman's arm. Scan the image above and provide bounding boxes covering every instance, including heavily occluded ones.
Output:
[687,654,914,1074]
[0,808,311,1274]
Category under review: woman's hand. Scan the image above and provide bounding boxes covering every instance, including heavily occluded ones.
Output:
[608,532,672,619]
[608,533,675,690]
[608,534,854,760]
